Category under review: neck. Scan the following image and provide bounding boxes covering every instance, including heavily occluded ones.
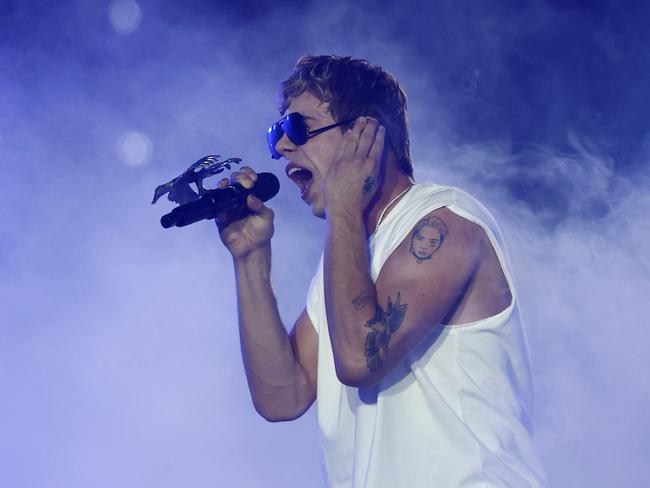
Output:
[364,166,415,236]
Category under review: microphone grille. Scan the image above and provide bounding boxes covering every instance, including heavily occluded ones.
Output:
[252,172,280,202]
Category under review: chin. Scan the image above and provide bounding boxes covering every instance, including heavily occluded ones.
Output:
[312,205,327,219]
[305,194,326,219]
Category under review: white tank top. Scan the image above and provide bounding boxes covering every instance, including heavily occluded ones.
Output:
[306,182,548,487]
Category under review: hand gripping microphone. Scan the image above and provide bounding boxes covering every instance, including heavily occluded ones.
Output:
[160,172,280,229]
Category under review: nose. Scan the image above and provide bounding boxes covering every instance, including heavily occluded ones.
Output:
[275,132,297,158]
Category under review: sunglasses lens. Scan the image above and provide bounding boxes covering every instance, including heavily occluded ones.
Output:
[267,122,283,159]
[267,113,310,159]
[284,113,308,146]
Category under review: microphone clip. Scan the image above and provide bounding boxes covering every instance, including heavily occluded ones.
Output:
[151,154,242,206]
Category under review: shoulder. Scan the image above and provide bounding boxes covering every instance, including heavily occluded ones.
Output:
[389,206,485,271]
[374,206,486,329]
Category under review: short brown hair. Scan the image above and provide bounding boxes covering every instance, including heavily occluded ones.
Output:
[279,55,413,177]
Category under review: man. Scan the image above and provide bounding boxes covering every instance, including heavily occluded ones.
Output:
[216,55,547,487]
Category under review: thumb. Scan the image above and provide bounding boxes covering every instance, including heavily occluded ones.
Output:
[247,194,274,219]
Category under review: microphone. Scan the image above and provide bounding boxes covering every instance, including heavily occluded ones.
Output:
[160,172,280,229]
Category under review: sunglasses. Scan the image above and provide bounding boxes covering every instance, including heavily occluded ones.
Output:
[267,112,355,159]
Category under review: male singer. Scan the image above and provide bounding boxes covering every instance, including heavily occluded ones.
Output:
[215,55,547,487]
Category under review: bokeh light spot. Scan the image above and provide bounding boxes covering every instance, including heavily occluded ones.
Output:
[117,131,153,167]
[108,0,142,34]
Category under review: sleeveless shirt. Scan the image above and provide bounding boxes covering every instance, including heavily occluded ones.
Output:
[306,183,548,487]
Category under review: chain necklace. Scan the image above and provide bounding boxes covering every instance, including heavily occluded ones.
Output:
[373,185,413,235]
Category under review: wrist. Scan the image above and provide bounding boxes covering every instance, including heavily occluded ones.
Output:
[326,204,364,226]
[233,244,272,277]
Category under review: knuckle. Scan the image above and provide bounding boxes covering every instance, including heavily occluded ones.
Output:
[231,172,251,185]
[240,166,257,177]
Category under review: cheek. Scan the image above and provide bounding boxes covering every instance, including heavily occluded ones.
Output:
[305,149,334,178]
[310,131,344,166]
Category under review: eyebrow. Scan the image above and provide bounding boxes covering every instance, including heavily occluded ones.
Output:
[279,112,317,122]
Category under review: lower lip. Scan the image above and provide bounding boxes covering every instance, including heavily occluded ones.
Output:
[301,179,313,199]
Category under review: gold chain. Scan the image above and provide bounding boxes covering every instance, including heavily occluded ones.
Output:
[374,186,413,235]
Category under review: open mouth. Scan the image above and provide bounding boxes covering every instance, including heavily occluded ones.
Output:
[286,165,314,196]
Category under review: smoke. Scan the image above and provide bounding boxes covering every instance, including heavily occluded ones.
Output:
[418,135,650,485]
[1,0,648,486]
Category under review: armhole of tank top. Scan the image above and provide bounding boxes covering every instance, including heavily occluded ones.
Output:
[442,204,517,329]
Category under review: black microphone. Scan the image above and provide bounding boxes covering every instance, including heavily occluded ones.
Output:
[160,172,280,229]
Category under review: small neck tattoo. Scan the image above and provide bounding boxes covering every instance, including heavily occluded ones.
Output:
[373,186,412,235]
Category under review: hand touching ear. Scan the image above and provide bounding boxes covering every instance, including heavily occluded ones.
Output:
[323,116,386,217]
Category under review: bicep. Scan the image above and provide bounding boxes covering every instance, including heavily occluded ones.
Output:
[289,307,318,404]
[369,208,483,374]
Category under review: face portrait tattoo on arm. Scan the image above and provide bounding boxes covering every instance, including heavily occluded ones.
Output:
[363,175,376,196]
[363,292,408,372]
[410,216,449,263]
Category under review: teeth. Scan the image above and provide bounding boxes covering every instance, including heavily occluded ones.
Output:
[288,167,302,176]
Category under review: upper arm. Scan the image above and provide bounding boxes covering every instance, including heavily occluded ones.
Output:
[355,207,484,385]
[288,308,318,408]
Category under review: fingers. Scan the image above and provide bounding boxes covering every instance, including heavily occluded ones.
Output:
[215,167,267,227]
[342,116,367,154]
[246,194,274,219]
[228,166,258,190]
[343,116,381,159]
[215,193,272,232]
[218,166,259,188]
[367,125,385,164]
[355,117,377,157]
[239,166,258,182]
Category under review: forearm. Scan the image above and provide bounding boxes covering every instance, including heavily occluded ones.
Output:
[234,246,310,420]
[324,210,378,385]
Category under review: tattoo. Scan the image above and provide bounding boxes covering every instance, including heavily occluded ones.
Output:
[409,216,449,263]
[352,289,376,310]
[363,175,375,196]
[363,292,408,372]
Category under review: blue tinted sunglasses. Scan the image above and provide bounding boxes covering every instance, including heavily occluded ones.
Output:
[267,112,355,159]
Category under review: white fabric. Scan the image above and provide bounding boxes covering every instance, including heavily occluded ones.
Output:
[306,182,548,488]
